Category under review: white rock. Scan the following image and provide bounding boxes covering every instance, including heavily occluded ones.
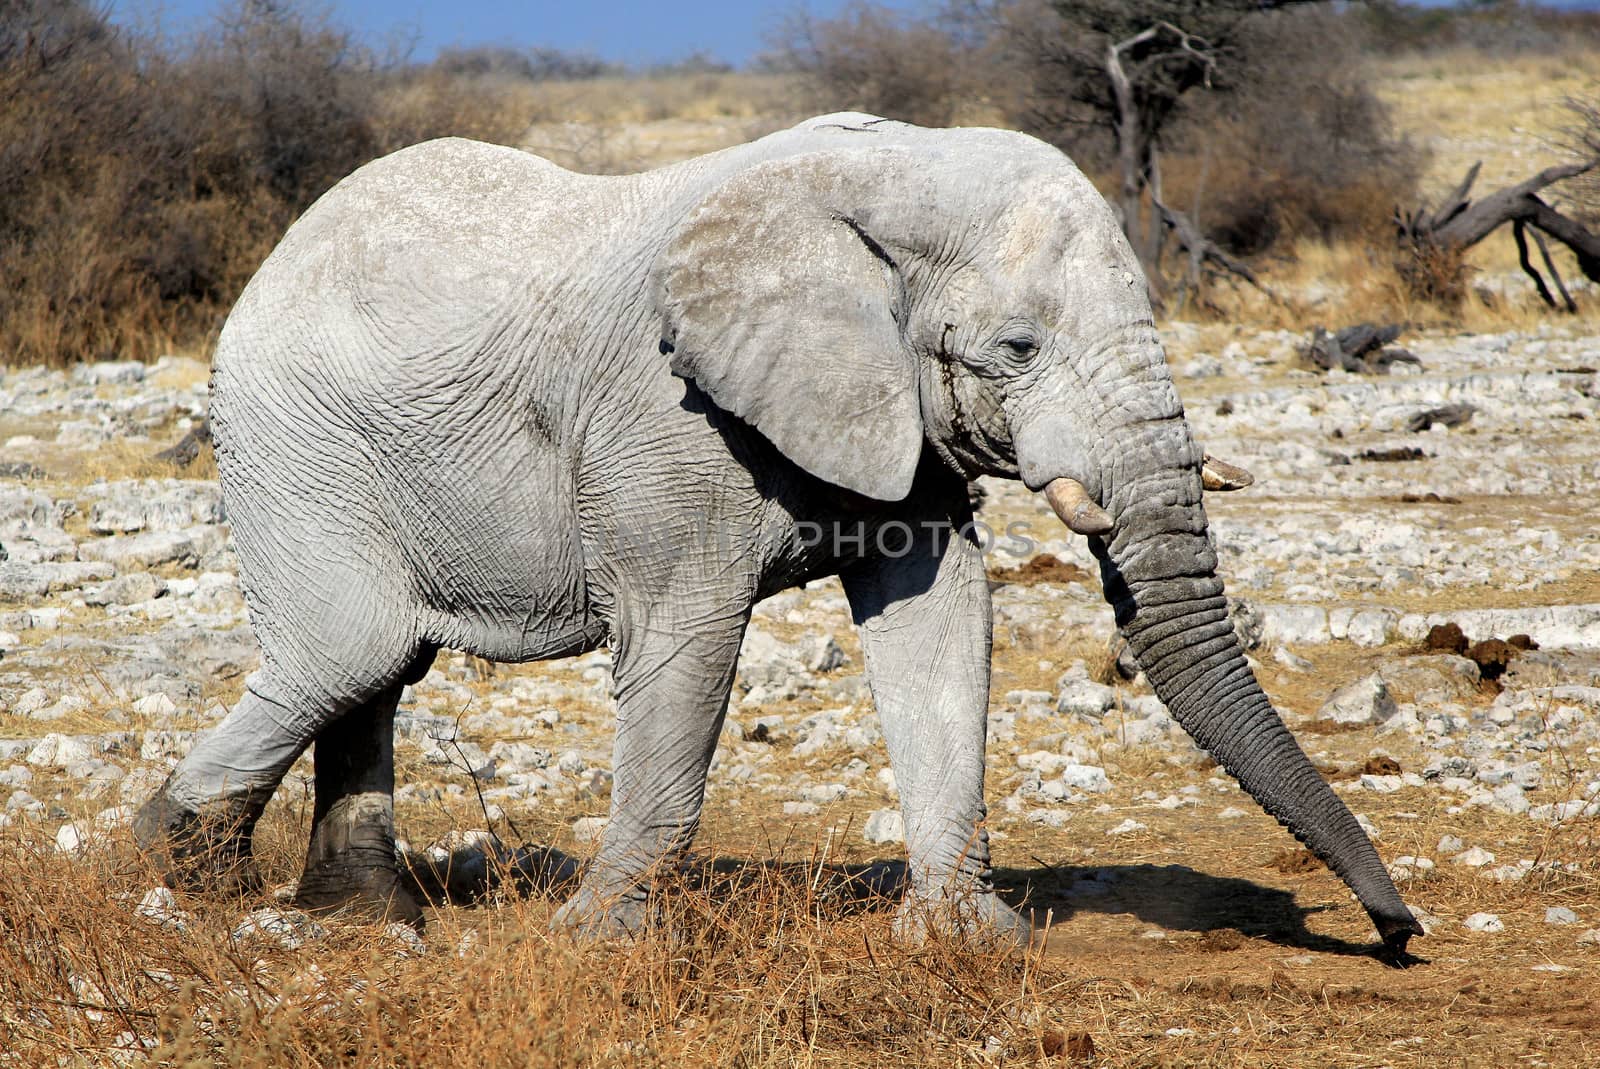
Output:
[1317,674,1396,726]
[1056,679,1115,719]
[1409,906,1442,935]
[1059,764,1112,793]
[385,922,427,958]
[131,693,179,719]
[1462,912,1504,933]
[1260,605,1330,646]
[15,687,51,716]
[1545,906,1580,926]
[1576,929,1600,945]
[1451,846,1496,867]
[55,823,86,854]
[232,908,327,949]
[1489,783,1529,816]
[782,801,820,817]
[27,733,94,768]
[1105,818,1147,836]
[570,816,608,844]
[136,887,192,932]
[1437,834,1465,854]
[800,783,848,804]
[1529,797,1600,825]
[863,808,904,844]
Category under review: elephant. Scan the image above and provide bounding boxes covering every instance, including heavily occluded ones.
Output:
[133,112,1422,955]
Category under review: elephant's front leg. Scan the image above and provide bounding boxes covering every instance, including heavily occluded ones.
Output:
[551,604,746,938]
[842,519,1029,946]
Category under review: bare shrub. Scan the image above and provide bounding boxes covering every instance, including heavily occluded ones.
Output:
[766,2,991,127]
[0,0,532,368]
[432,44,622,82]
[1357,0,1600,57]
[1559,88,1600,226]
[1165,7,1422,256]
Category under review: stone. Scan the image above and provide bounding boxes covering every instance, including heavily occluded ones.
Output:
[232,908,328,949]
[14,687,50,716]
[1059,764,1112,794]
[805,634,848,673]
[1105,818,1147,836]
[85,573,167,607]
[1056,679,1115,719]
[1462,912,1504,933]
[570,816,608,843]
[135,886,192,933]
[72,360,146,386]
[1545,907,1580,926]
[77,530,200,570]
[863,808,904,844]
[131,693,179,719]
[1451,846,1495,867]
[55,822,87,854]
[1529,797,1600,824]
[1378,655,1481,702]
[800,783,848,804]
[1316,674,1396,726]
[575,768,612,798]
[27,734,94,768]
[1488,783,1529,816]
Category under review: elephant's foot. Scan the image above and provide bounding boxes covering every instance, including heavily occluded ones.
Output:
[293,793,421,926]
[894,888,1036,951]
[549,885,650,942]
[133,779,265,897]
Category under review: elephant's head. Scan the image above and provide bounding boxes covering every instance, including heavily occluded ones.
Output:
[654,115,1420,953]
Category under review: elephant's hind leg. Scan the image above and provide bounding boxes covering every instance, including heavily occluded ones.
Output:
[292,682,423,925]
[134,682,318,895]
[135,576,429,899]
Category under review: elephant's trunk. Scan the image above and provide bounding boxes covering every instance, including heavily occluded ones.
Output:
[1038,396,1421,953]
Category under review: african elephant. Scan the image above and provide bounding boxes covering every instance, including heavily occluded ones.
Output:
[134,113,1421,954]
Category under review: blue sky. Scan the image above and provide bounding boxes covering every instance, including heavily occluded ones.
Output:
[109,1,922,67]
[107,1,1600,68]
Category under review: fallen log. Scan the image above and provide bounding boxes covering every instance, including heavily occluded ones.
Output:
[1304,322,1419,375]
[1395,158,1600,310]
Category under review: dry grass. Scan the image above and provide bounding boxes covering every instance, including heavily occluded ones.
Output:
[5,768,1598,1068]
[0,824,1069,1068]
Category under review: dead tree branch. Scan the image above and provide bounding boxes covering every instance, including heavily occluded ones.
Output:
[1151,194,1278,307]
[1396,158,1600,310]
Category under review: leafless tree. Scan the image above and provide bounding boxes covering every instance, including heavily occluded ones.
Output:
[1026,1,1328,288]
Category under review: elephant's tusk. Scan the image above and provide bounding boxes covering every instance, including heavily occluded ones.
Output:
[1043,477,1113,536]
[1201,454,1254,492]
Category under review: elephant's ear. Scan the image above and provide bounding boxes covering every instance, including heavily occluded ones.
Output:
[654,153,923,502]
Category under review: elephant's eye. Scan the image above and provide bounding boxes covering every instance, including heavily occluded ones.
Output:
[999,336,1038,359]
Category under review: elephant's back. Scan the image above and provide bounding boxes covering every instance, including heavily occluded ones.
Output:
[218,138,609,379]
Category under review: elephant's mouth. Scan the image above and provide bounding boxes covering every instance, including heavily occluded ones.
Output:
[1040,455,1253,535]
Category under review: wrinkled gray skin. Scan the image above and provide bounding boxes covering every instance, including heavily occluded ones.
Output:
[135,114,1421,953]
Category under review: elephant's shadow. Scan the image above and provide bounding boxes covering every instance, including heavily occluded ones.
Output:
[403,845,1384,959]
[989,860,1382,958]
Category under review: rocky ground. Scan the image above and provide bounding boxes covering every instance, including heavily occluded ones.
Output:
[1,325,1599,1065]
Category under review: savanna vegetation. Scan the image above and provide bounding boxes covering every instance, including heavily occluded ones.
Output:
[2,0,1597,369]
